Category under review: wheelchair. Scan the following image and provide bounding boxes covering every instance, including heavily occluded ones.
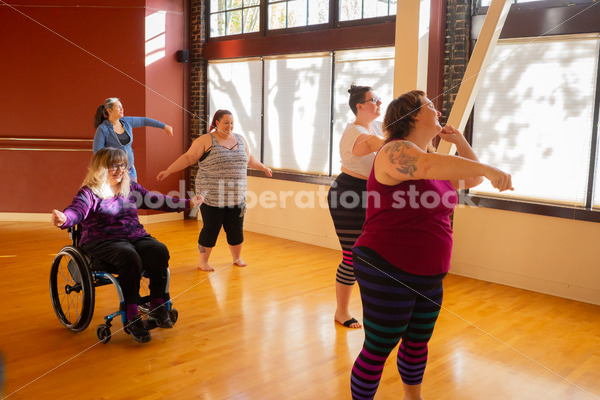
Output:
[49,226,178,343]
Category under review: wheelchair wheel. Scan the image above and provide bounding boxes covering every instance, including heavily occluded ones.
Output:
[169,308,179,324]
[97,324,112,343]
[50,246,95,332]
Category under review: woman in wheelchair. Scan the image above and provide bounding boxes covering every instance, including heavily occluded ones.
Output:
[51,148,203,343]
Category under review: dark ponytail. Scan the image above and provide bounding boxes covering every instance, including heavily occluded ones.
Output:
[93,97,120,129]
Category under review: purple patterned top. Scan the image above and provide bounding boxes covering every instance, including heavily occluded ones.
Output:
[60,182,190,246]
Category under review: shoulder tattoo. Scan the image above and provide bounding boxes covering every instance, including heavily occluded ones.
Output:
[384,141,419,177]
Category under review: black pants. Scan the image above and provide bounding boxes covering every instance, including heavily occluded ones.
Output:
[198,203,244,247]
[81,236,170,304]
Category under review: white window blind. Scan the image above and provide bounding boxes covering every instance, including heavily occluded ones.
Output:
[332,47,395,175]
[471,34,600,205]
[263,53,332,174]
[207,59,263,158]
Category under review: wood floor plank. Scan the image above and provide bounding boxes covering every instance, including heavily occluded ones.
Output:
[0,220,599,399]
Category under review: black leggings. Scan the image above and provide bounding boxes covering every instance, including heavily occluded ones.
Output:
[198,203,244,247]
[327,173,367,285]
[81,236,170,304]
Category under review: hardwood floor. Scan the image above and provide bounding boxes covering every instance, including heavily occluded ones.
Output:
[1,220,599,399]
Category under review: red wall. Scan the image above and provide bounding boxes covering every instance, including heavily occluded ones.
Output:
[0,0,186,213]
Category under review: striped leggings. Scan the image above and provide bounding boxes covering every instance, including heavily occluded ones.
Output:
[327,173,367,286]
[351,246,445,400]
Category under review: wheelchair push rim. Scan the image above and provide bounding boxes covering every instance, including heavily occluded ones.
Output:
[50,246,95,332]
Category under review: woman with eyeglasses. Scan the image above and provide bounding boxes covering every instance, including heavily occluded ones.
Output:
[327,83,385,329]
[157,109,272,272]
[51,148,204,343]
[93,97,174,181]
[350,90,512,400]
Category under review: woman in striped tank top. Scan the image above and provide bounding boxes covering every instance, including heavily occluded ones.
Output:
[157,110,272,271]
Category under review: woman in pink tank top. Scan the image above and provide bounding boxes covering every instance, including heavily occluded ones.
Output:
[350,90,513,400]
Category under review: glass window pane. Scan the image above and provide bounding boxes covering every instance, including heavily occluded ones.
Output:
[244,0,260,6]
[243,7,260,33]
[333,47,395,175]
[227,0,243,10]
[288,0,308,28]
[377,0,391,17]
[210,13,226,37]
[211,0,227,12]
[308,0,329,24]
[268,3,287,29]
[363,0,378,19]
[471,35,599,205]
[208,59,263,159]
[227,10,242,35]
[340,0,362,21]
[389,0,396,15]
[264,55,332,174]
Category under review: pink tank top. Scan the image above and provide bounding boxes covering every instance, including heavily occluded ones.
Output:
[354,159,457,275]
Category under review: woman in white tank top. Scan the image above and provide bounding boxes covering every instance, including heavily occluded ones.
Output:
[327,83,385,329]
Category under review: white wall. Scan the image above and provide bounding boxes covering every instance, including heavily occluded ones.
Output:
[243,177,600,306]
[243,176,340,250]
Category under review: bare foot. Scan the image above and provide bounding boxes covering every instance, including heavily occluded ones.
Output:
[198,262,214,272]
[233,259,247,267]
[335,313,362,329]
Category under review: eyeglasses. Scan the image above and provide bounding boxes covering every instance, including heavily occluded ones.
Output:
[111,163,128,172]
[360,96,381,104]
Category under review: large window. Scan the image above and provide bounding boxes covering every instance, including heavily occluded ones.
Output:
[471,34,600,207]
[208,0,396,38]
[332,47,395,174]
[207,47,394,176]
[207,59,263,157]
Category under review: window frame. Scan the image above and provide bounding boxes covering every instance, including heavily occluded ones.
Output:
[208,48,395,182]
[205,0,397,42]
[465,1,600,223]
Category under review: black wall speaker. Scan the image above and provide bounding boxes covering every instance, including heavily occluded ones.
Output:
[176,50,189,63]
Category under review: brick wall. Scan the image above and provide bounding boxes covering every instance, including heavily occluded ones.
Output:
[441,0,471,125]
[190,0,207,195]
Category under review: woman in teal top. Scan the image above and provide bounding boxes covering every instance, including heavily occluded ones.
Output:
[93,97,173,181]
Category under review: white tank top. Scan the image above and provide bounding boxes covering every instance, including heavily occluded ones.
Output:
[338,121,383,177]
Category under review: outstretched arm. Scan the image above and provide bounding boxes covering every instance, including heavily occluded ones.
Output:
[157,135,211,181]
[241,136,272,177]
[378,140,513,192]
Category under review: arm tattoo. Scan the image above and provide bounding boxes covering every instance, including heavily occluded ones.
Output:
[385,141,419,177]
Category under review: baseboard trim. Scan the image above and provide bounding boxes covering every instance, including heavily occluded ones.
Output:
[0,212,184,224]
[451,262,600,306]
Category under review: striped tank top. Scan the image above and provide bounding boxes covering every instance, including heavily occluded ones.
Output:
[195,133,248,207]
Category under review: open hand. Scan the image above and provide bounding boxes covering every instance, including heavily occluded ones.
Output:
[191,195,204,207]
[164,125,174,136]
[51,209,66,227]
[157,170,170,181]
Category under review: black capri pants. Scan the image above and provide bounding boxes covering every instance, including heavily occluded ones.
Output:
[81,236,170,305]
[198,203,244,248]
